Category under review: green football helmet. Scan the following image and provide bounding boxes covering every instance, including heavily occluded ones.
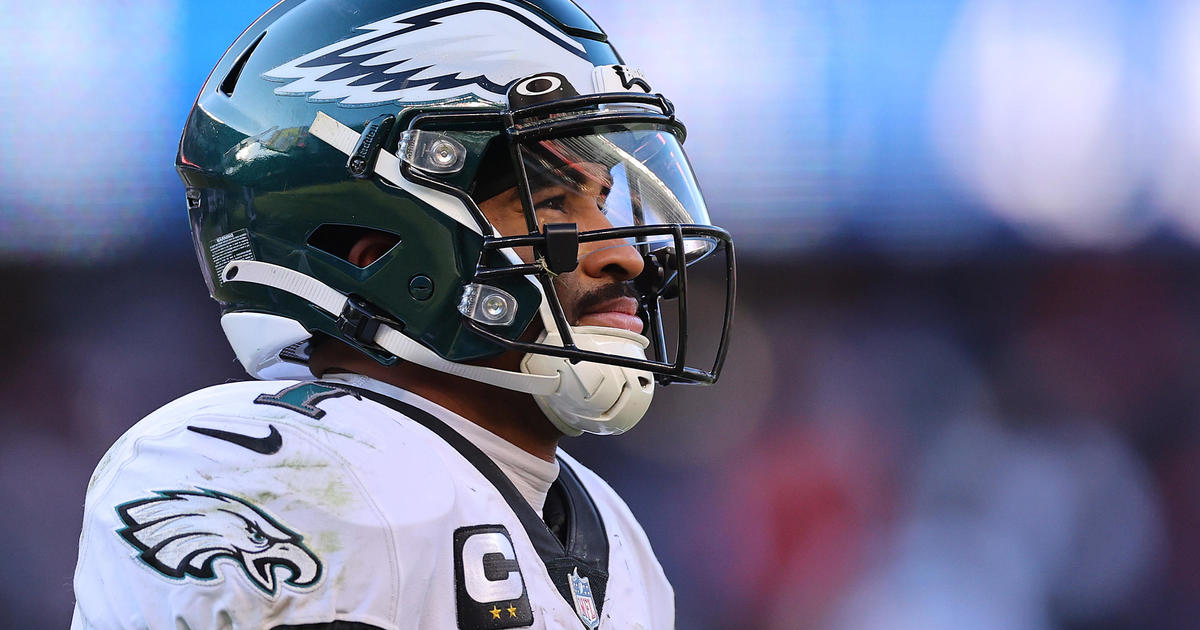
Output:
[178,0,735,436]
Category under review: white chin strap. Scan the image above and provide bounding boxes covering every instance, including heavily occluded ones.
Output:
[521,326,654,436]
[220,260,654,436]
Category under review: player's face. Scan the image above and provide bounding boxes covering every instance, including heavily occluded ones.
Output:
[478,163,645,335]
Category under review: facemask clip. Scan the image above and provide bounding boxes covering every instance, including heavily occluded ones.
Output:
[346,114,395,179]
[540,222,579,275]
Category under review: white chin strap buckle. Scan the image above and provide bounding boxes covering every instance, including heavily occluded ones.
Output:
[521,326,655,436]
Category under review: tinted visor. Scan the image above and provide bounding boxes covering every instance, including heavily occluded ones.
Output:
[479,124,717,261]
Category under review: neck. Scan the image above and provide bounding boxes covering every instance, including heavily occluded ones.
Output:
[308,342,563,462]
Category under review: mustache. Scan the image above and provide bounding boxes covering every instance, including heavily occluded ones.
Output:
[572,282,640,316]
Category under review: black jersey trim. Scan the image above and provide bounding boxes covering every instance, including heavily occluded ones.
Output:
[334,383,610,621]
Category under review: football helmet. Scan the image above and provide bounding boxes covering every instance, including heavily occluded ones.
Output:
[177,0,735,436]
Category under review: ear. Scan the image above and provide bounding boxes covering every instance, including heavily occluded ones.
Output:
[347,231,399,268]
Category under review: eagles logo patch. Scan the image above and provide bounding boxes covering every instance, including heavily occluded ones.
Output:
[115,488,322,596]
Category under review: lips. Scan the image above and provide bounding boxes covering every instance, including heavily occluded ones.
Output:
[576,296,643,334]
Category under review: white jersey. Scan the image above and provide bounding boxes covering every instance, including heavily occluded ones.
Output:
[71,379,673,629]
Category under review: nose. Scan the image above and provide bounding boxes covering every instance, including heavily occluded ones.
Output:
[564,189,645,281]
[577,237,645,282]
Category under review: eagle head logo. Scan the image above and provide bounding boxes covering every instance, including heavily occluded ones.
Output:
[115,488,323,595]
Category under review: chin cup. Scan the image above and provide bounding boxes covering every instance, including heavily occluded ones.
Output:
[520,326,655,436]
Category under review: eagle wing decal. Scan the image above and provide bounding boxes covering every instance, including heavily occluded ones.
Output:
[115,488,322,595]
[263,0,593,106]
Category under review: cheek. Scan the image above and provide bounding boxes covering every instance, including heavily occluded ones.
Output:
[511,245,534,263]
[487,210,534,262]
[551,273,583,321]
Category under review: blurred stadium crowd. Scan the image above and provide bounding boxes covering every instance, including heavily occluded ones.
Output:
[4,253,1198,628]
[2,0,1199,628]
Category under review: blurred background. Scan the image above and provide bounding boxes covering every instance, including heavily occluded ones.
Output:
[2,0,1198,627]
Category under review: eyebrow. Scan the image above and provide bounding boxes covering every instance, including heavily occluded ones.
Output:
[530,180,612,202]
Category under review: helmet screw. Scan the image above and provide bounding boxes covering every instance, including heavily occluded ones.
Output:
[428,139,459,167]
[481,294,508,321]
[408,275,434,301]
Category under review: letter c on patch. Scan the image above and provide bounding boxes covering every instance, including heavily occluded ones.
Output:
[461,531,523,602]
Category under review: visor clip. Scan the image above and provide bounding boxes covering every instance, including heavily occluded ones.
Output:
[540,222,579,275]
[346,114,395,179]
[336,295,403,351]
[635,252,668,296]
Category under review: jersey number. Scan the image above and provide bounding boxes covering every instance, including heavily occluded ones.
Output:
[254,382,359,419]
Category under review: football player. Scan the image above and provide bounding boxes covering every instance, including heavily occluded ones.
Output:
[71,0,735,628]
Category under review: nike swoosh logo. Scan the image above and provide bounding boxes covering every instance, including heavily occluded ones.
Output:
[187,424,282,455]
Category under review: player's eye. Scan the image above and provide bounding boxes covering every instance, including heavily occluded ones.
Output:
[534,194,568,213]
[535,191,609,217]
[596,185,610,215]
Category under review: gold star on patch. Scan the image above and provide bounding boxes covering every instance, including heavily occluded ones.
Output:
[507,604,518,618]
[490,605,501,620]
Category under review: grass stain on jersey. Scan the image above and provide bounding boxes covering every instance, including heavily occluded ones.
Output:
[316,477,355,509]
[264,457,333,471]
[316,530,343,555]
[305,422,372,446]
[253,490,280,504]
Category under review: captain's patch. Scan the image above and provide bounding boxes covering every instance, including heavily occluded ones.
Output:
[454,525,534,628]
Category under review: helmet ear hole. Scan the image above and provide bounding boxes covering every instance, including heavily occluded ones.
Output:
[307,224,400,268]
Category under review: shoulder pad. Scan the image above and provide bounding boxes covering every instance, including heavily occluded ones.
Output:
[74,380,461,629]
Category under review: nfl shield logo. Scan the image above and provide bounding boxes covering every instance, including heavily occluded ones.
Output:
[569,568,600,628]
